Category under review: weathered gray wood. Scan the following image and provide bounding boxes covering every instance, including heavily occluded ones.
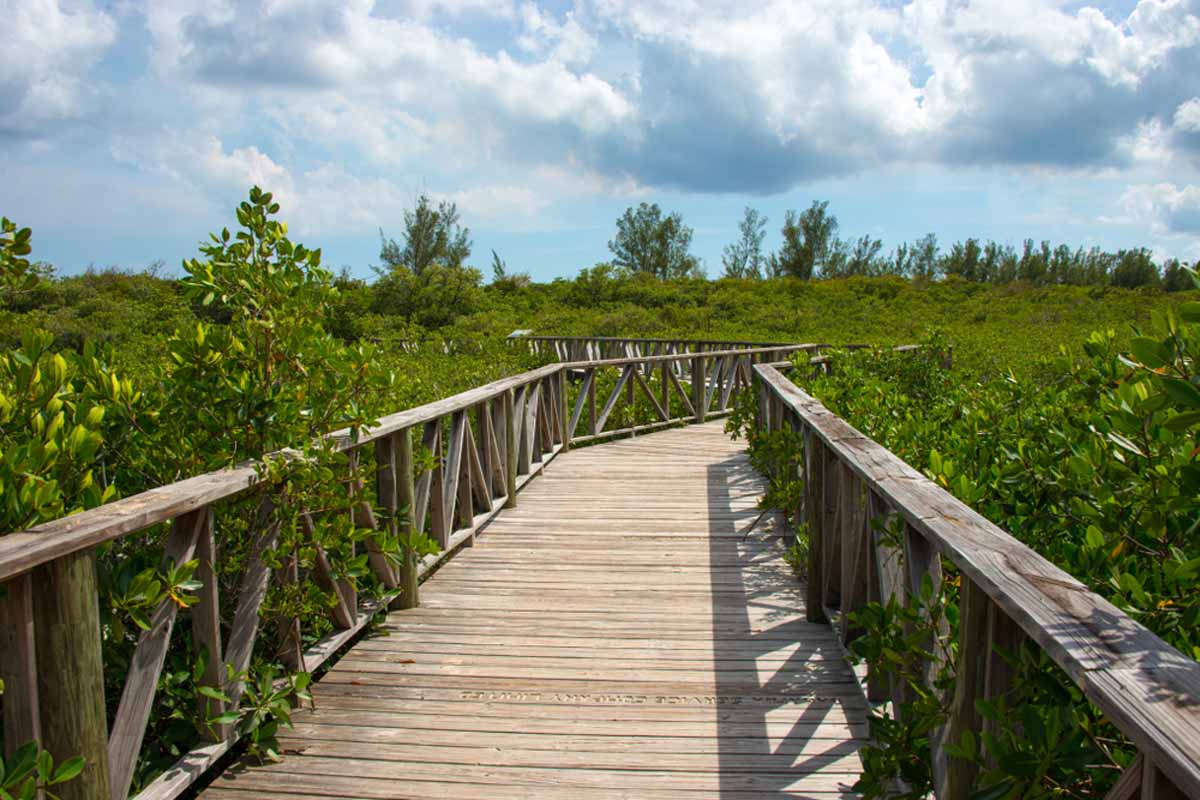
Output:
[274,549,303,669]
[1144,757,1188,799]
[1104,753,1143,800]
[191,509,226,743]
[505,389,518,508]
[108,511,204,800]
[374,434,402,590]
[821,445,842,609]
[866,492,901,703]
[477,403,496,498]
[225,504,280,707]
[443,411,467,537]
[937,576,990,799]
[595,366,633,434]
[804,429,827,624]
[0,572,39,756]
[631,366,668,422]
[586,367,598,437]
[691,357,705,423]
[415,420,438,534]
[667,366,696,419]
[567,369,595,440]
[428,421,448,549]
[33,548,110,800]
[304,513,356,629]
[838,464,869,643]
[394,427,420,610]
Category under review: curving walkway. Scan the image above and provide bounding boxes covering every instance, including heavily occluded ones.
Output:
[203,422,867,799]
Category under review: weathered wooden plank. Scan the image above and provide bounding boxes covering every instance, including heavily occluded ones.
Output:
[0,572,39,755]
[108,511,205,800]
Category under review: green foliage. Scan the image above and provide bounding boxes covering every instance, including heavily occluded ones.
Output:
[379,194,471,275]
[721,207,768,279]
[0,741,86,800]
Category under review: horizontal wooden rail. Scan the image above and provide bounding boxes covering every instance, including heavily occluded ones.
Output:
[752,362,1199,799]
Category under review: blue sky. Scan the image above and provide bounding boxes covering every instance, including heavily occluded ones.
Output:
[2,0,1200,281]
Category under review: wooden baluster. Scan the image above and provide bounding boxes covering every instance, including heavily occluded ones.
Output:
[938,576,990,799]
[427,419,448,550]
[903,524,949,790]
[109,511,207,800]
[866,492,901,702]
[1143,758,1188,800]
[557,370,569,451]
[275,547,302,670]
[660,361,670,421]
[0,573,39,756]
[395,427,420,609]
[803,430,827,624]
[982,600,1025,747]
[821,449,842,609]
[587,369,597,436]
[373,436,401,591]
[838,464,869,643]
[505,389,519,508]
[191,509,227,742]
[33,549,110,800]
[478,402,496,499]
[691,356,705,423]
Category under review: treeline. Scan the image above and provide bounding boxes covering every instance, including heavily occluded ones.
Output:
[715,201,1191,289]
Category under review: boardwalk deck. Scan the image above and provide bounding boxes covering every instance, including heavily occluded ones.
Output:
[203,422,867,799]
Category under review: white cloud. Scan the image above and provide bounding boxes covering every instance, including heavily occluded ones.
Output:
[1176,98,1200,132]
[0,0,117,136]
[1120,182,1200,235]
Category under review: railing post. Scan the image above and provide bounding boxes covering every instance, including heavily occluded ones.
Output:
[504,388,518,508]
[691,356,705,424]
[838,463,869,642]
[0,573,39,756]
[33,549,111,800]
[938,575,990,799]
[395,427,420,609]
[557,369,569,452]
[803,430,827,624]
[821,449,842,609]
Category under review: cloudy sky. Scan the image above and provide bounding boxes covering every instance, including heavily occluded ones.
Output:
[3,0,1200,280]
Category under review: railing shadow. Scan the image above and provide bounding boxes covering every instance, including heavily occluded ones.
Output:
[708,455,865,798]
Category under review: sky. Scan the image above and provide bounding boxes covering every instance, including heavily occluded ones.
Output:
[2,0,1200,281]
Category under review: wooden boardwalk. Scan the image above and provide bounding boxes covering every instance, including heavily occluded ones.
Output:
[204,422,867,799]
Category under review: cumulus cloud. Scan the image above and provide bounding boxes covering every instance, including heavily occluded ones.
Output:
[0,0,117,137]
[1121,182,1200,235]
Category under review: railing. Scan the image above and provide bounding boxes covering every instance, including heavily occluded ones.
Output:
[0,344,811,800]
[510,333,799,364]
[752,361,1200,799]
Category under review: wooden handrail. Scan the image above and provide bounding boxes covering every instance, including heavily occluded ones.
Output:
[752,361,1200,799]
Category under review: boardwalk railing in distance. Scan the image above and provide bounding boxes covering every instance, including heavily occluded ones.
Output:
[752,360,1200,800]
[0,343,814,800]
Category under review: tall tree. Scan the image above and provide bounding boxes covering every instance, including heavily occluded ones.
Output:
[608,202,699,280]
[379,194,471,275]
[721,207,768,279]
[775,201,839,280]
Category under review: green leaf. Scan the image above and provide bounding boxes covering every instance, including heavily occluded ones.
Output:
[48,757,85,785]
[1159,378,1200,409]
[1129,337,1171,369]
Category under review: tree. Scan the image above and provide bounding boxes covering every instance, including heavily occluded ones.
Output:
[911,233,940,280]
[1110,248,1160,288]
[721,207,768,279]
[608,202,699,280]
[775,201,839,280]
[379,194,471,275]
[491,249,508,282]
[1163,259,1195,292]
[844,235,884,276]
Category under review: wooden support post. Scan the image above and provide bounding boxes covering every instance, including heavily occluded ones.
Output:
[821,448,842,609]
[803,430,827,624]
[428,420,448,549]
[1143,758,1189,800]
[691,356,705,423]
[192,509,227,742]
[982,600,1025,748]
[838,464,869,643]
[32,549,111,800]
[373,435,401,590]
[867,492,902,703]
[0,573,40,756]
[505,389,518,508]
[660,361,670,421]
[938,576,990,799]
[394,428,419,610]
[587,370,597,436]
[557,370,570,452]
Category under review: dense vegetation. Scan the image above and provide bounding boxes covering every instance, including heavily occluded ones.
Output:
[1,187,1195,796]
